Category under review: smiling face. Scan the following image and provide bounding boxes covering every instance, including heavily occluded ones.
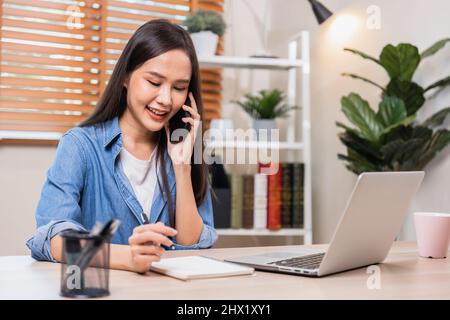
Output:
[122,49,192,135]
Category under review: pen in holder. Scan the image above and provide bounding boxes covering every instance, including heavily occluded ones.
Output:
[59,229,112,298]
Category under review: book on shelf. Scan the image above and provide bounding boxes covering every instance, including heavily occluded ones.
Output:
[292,163,304,228]
[262,162,282,231]
[242,175,254,229]
[253,173,267,230]
[230,174,243,229]
[211,162,304,232]
[281,163,293,228]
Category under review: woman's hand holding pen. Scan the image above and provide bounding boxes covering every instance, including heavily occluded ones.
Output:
[128,222,177,274]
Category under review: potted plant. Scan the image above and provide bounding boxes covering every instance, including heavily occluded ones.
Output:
[233,89,296,141]
[337,39,450,174]
[184,9,226,56]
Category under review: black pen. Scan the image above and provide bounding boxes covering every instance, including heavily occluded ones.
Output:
[141,212,149,224]
[141,213,175,250]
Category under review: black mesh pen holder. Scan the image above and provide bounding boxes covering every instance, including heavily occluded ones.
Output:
[59,230,110,298]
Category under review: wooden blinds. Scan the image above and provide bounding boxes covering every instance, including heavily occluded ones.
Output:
[0,0,223,140]
[192,0,223,130]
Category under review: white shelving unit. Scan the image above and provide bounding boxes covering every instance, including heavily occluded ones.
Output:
[199,31,312,245]
[205,140,304,150]
[198,55,302,70]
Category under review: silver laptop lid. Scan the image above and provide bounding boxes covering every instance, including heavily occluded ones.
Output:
[318,171,424,276]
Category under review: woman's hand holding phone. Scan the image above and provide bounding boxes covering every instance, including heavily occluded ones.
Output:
[128,222,177,273]
[165,92,201,166]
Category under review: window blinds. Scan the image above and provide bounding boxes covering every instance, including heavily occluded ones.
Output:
[0,0,223,141]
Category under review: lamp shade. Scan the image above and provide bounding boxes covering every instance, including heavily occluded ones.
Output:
[308,0,333,24]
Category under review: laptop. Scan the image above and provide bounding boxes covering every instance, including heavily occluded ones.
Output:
[225,171,425,277]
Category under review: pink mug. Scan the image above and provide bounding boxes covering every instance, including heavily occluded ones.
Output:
[414,212,450,259]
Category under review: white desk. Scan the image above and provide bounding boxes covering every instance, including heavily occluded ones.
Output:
[1,242,449,299]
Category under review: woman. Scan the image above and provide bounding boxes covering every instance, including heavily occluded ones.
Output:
[26,19,217,273]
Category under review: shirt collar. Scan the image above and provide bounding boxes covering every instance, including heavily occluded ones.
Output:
[103,117,122,148]
[160,147,176,192]
[104,116,175,191]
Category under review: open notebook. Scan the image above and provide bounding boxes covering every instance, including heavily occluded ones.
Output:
[149,255,254,280]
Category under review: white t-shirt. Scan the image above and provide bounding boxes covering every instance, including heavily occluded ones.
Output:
[118,146,158,219]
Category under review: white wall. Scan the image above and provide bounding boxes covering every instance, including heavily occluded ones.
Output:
[1,0,450,255]
[0,145,55,255]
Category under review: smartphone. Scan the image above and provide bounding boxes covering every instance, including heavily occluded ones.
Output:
[168,97,192,144]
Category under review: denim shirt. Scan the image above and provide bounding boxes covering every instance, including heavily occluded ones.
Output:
[26,117,218,262]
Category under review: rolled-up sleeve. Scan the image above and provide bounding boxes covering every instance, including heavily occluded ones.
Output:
[26,132,88,261]
[171,187,218,250]
[26,219,86,262]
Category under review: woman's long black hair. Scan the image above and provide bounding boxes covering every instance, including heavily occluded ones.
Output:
[81,19,208,222]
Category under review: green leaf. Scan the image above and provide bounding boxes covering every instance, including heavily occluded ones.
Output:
[410,126,433,141]
[336,121,364,139]
[379,44,420,81]
[417,130,450,169]
[343,48,381,65]
[341,73,385,91]
[381,114,416,136]
[385,125,432,142]
[381,138,427,169]
[429,130,450,154]
[421,38,450,59]
[338,131,383,165]
[341,93,383,143]
[376,96,407,128]
[379,125,432,170]
[380,139,406,164]
[424,75,450,92]
[385,79,425,115]
[338,150,379,174]
[347,148,381,172]
[422,107,450,127]
[397,139,427,164]
[379,124,447,171]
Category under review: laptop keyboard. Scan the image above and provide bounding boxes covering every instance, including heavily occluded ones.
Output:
[269,252,325,270]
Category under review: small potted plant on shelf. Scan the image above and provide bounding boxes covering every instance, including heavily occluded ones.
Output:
[233,89,297,141]
[184,9,226,56]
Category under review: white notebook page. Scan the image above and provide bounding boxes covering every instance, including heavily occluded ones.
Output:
[150,255,254,280]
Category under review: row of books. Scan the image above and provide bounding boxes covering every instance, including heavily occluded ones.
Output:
[211,163,304,230]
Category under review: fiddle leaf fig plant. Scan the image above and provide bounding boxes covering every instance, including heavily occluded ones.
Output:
[338,39,450,174]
